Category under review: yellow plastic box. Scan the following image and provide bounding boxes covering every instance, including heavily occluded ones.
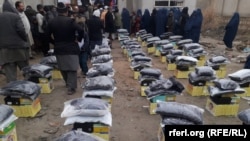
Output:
[52,69,63,80]
[0,122,17,141]
[174,70,191,79]
[140,86,147,96]
[38,78,54,94]
[101,96,112,105]
[149,95,176,114]
[10,98,41,117]
[142,41,146,47]
[154,49,161,57]
[186,83,208,96]
[166,63,176,71]
[215,70,227,78]
[133,71,140,80]
[239,87,250,97]
[147,47,156,54]
[138,37,142,42]
[206,98,239,116]
[93,132,109,141]
[197,60,206,66]
[161,56,166,63]
[123,48,127,55]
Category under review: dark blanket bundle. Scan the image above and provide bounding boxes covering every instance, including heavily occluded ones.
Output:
[40,55,58,69]
[155,101,204,125]
[86,63,113,78]
[183,43,201,52]
[133,56,152,62]
[55,130,104,141]
[0,104,14,124]
[91,48,111,57]
[0,80,41,100]
[84,76,115,91]
[22,64,53,78]
[140,68,162,78]
[145,77,184,99]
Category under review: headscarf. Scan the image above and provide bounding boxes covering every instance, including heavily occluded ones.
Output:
[2,0,18,14]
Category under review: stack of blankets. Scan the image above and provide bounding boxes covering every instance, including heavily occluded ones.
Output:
[22,64,53,83]
[160,43,174,56]
[189,66,216,86]
[155,101,204,125]
[61,97,112,127]
[55,130,105,141]
[208,79,245,104]
[130,56,152,70]
[166,49,183,63]
[144,77,184,99]
[0,80,41,100]
[139,68,163,84]
[237,108,250,125]
[228,69,250,85]
[205,56,230,70]
[86,63,114,78]
[175,56,198,71]
[40,55,58,69]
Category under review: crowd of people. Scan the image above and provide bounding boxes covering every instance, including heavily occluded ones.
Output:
[0,0,240,94]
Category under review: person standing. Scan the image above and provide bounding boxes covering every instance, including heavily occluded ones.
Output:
[36,4,50,56]
[223,12,240,51]
[87,9,103,52]
[15,1,34,59]
[179,7,189,38]
[104,7,115,41]
[114,7,122,38]
[47,2,84,95]
[0,0,29,82]
[166,10,175,32]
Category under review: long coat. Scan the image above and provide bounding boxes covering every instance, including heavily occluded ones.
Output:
[104,11,115,33]
[223,12,240,48]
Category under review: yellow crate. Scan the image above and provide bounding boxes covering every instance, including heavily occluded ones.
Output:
[161,56,166,63]
[10,98,41,117]
[149,102,157,114]
[142,41,146,47]
[52,69,63,80]
[199,55,206,61]
[219,64,227,70]
[138,37,141,42]
[174,70,191,79]
[147,47,156,54]
[166,63,176,71]
[93,132,109,141]
[186,83,208,96]
[0,122,17,141]
[215,70,227,78]
[154,49,161,57]
[123,48,127,55]
[38,79,54,94]
[206,98,239,116]
[133,71,140,80]
[238,87,250,97]
[157,124,165,141]
[197,60,205,66]
[140,86,147,96]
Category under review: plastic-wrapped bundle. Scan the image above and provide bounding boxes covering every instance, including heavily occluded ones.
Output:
[213,79,239,90]
[159,32,174,40]
[0,104,14,124]
[176,39,193,47]
[60,97,109,118]
[187,47,206,58]
[205,56,230,67]
[175,56,198,66]
[131,50,146,57]
[189,72,216,84]
[22,64,53,78]
[208,85,245,97]
[195,66,215,77]
[84,76,114,91]
[155,101,204,125]
[145,77,184,99]
[91,54,112,64]
[40,56,58,69]
[238,108,250,125]
[55,130,106,141]
[228,69,250,84]
[166,49,183,63]
[154,39,170,46]
[162,116,196,125]
[119,36,130,42]
[183,43,201,52]
[91,48,111,57]
[168,35,183,42]
[0,80,41,100]
[140,33,153,41]
[86,63,114,78]
[140,68,162,78]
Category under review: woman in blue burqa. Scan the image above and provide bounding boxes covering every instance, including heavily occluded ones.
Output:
[223,12,240,51]
[121,8,131,34]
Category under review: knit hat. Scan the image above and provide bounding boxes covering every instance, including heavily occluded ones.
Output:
[57,2,67,13]
[93,9,100,17]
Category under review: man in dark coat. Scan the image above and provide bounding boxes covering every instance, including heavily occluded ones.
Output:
[0,0,29,82]
[87,9,103,52]
[104,7,115,41]
[47,2,84,95]
[223,12,240,51]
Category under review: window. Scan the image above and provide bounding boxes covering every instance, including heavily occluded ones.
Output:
[155,0,183,7]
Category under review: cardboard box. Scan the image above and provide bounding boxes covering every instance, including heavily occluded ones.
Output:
[215,70,227,78]
[0,122,17,141]
[206,97,239,116]
[140,86,147,97]
[8,98,41,117]
[174,69,191,79]
[161,56,166,63]
[133,71,140,80]
[149,95,176,114]
[93,132,109,141]
[147,47,156,54]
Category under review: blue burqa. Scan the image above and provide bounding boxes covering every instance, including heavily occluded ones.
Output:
[156,8,168,36]
[121,8,131,33]
[141,9,150,32]
[223,12,240,48]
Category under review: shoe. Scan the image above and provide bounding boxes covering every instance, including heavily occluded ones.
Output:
[67,88,76,95]
[225,48,233,51]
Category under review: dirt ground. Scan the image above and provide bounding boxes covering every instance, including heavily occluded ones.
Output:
[0,33,250,141]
